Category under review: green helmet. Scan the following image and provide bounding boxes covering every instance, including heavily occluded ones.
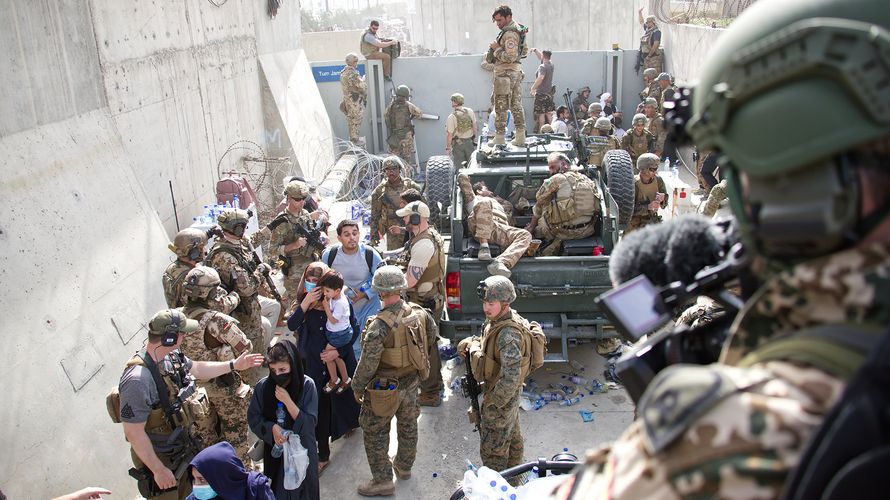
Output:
[183,266,221,300]
[396,85,410,98]
[170,228,207,260]
[382,156,403,172]
[372,265,407,292]
[284,180,310,199]
[476,276,516,303]
[588,102,603,115]
[217,208,250,237]
[632,113,647,126]
[594,117,612,132]
[687,0,890,258]
[451,93,465,105]
[636,153,660,172]
[643,68,658,79]
[643,97,658,108]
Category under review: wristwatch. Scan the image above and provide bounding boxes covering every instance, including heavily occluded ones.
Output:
[229,360,235,372]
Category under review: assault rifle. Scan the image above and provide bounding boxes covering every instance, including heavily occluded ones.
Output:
[563,89,589,168]
[206,224,281,303]
[459,356,482,432]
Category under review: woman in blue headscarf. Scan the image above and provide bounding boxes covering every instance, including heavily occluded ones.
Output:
[186,442,273,500]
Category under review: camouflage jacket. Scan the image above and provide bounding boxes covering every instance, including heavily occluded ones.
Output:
[478,314,524,409]
[179,304,252,364]
[552,241,890,499]
[621,129,656,162]
[646,113,667,153]
[206,238,262,299]
[267,208,317,262]
[340,65,366,100]
[700,179,728,218]
[162,259,240,313]
[370,177,422,235]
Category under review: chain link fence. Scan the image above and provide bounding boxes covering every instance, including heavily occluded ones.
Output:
[653,0,759,27]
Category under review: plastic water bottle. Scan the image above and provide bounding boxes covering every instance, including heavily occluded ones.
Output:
[560,395,583,406]
[271,402,286,458]
[466,459,479,473]
[671,164,679,179]
[568,375,588,385]
[481,124,489,143]
[232,193,240,209]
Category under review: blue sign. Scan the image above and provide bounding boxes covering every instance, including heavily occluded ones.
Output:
[312,63,366,83]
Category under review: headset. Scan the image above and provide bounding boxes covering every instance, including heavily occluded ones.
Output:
[408,203,422,226]
[187,245,202,262]
[161,310,183,347]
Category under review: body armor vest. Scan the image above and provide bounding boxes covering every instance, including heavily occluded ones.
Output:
[374,302,429,379]
[472,310,532,385]
[406,228,445,301]
[360,29,378,57]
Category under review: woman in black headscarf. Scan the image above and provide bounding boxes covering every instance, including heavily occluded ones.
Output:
[247,341,319,500]
[186,441,274,500]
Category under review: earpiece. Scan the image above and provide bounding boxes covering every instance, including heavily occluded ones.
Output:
[161,311,182,346]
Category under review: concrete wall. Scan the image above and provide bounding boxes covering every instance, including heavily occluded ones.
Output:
[663,23,726,85]
[0,0,332,497]
[303,29,365,62]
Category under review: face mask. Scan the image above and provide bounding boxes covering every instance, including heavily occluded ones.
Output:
[304,281,316,292]
[272,373,291,387]
[191,484,217,500]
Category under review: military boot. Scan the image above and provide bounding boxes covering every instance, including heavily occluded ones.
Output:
[477,244,492,261]
[487,260,512,278]
[511,128,526,147]
[357,479,395,497]
[417,392,442,407]
[393,462,412,480]
[488,133,506,147]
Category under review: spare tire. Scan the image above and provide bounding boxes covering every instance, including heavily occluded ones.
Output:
[424,155,454,232]
[603,150,635,227]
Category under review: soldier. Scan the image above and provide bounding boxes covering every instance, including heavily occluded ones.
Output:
[639,68,659,103]
[117,309,262,499]
[552,1,890,497]
[526,152,601,256]
[530,48,556,132]
[487,4,528,147]
[587,102,603,120]
[581,117,621,168]
[206,208,272,386]
[620,113,656,164]
[457,277,528,481]
[370,156,422,250]
[657,72,677,114]
[395,201,446,406]
[643,97,667,158]
[340,53,367,145]
[572,86,591,122]
[627,153,667,233]
[162,228,239,313]
[178,266,255,465]
[637,9,663,74]
[385,85,423,170]
[445,93,477,169]
[352,266,437,497]
[266,180,327,306]
[359,20,398,80]
[457,173,531,277]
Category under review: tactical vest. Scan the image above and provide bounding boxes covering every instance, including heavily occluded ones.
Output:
[633,175,667,217]
[181,305,245,387]
[162,260,193,308]
[544,172,599,226]
[496,22,529,61]
[453,107,474,137]
[207,239,255,291]
[472,310,532,385]
[407,228,445,301]
[640,27,659,54]
[627,131,654,160]
[468,197,509,234]
[374,302,430,379]
[360,29,378,57]
[271,210,316,259]
[387,99,414,137]
[586,135,620,167]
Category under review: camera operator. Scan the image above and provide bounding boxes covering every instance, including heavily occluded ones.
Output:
[548,0,890,498]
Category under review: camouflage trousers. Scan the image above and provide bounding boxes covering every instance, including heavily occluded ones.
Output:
[360,374,421,482]
[644,50,664,74]
[282,256,312,308]
[469,202,531,268]
[451,137,476,170]
[389,131,416,171]
[700,181,728,218]
[626,213,662,234]
[493,69,525,134]
[204,380,253,465]
[480,395,523,478]
[536,218,596,256]
[232,297,265,386]
[344,99,365,143]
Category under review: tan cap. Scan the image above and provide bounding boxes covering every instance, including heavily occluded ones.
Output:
[395,200,430,219]
[148,309,199,334]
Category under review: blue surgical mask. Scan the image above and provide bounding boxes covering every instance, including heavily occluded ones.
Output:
[191,484,217,500]
[304,281,316,292]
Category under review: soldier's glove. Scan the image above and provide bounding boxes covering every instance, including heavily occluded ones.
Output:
[266,214,289,231]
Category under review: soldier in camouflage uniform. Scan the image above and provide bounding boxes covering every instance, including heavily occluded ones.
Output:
[526,153,600,256]
[657,72,677,115]
[643,97,667,158]
[488,5,527,147]
[699,178,728,218]
[445,93,477,169]
[352,266,437,497]
[620,113,656,165]
[638,11,663,74]
[370,156,422,250]
[581,117,621,168]
[639,68,660,103]
[385,85,423,170]
[178,266,255,465]
[162,228,240,314]
[587,102,603,120]
[340,53,367,145]
[266,180,326,306]
[571,86,591,122]
[206,208,271,386]
[550,1,890,497]
[458,277,528,482]
[457,172,531,278]
[627,153,667,234]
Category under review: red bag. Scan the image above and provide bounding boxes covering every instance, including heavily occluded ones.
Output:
[216,174,259,209]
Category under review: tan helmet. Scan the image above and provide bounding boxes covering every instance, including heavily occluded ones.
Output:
[643,68,658,79]
[451,93,465,105]
[540,124,554,133]
[217,208,250,237]
[372,265,407,292]
[637,153,661,172]
[594,117,612,132]
[588,102,603,115]
[382,156,404,172]
[644,97,658,108]
[183,266,221,301]
[476,275,516,303]
[657,72,671,82]
[632,113,648,127]
[169,228,208,261]
[396,85,410,98]
[284,180,310,199]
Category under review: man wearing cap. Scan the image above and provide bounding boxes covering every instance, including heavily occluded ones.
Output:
[530,48,556,133]
[572,86,592,122]
[385,85,423,170]
[370,157,422,251]
[340,53,367,145]
[395,201,446,406]
[656,72,676,113]
[638,9,663,74]
[445,93,477,169]
[118,309,263,498]
[162,228,239,314]
[643,97,667,158]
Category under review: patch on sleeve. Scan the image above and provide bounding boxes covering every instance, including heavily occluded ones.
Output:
[120,403,135,420]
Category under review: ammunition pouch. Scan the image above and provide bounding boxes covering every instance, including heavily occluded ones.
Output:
[494,76,511,96]
[366,378,400,417]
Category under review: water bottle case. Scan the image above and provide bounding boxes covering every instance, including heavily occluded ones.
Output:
[366,377,400,417]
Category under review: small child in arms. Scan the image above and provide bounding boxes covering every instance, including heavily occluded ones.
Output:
[318,270,353,394]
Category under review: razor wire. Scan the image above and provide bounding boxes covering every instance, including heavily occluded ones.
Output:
[652,0,758,26]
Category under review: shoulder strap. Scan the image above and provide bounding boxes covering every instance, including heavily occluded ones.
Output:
[136,350,175,426]
[364,247,374,272]
[327,247,338,267]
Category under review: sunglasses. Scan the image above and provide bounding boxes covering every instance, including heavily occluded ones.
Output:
[290,197,306,202]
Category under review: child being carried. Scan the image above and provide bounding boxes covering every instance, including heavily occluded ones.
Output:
[319,270,353,394]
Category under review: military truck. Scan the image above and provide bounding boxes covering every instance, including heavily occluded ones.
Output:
[428,134,636,363]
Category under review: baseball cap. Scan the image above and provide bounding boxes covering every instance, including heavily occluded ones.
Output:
[148,309,200,334]
[395,201,430,218]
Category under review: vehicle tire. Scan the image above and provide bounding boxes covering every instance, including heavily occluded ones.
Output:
[604,149,635,227]
[424,155,454,232]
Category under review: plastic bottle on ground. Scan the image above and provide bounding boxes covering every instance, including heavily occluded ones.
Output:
[559,395,582,406]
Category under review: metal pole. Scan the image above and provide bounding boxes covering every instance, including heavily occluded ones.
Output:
[169,180,180,231]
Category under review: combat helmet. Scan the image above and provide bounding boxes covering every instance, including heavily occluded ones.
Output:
[396,85,410,98]
[217,208,250,237]
[169,228,208,261]
[284,180,310,199]
[644,97,658,109]
[687,0,890,258]
[636,153,660,173]
[632,113,647,127]
[643,68,658,79]
[588,102,603,116]
[476,276,516,304]
[594,117,612,133]
[382,155,404,172]
[372,265,407,293]
[183,266,221,301]
[451,93,465,105]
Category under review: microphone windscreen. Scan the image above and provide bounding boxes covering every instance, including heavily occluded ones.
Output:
[609,222,673,286]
